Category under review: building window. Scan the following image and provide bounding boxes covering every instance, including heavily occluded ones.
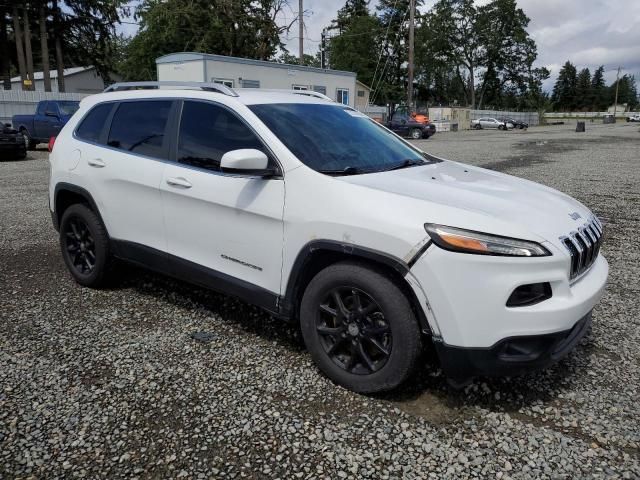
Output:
[312,85,326,95]
[292,85,309,91]
[357,90,365,97]
[336,88,349,105]
[212,78,234,88]
[241,79,260,88]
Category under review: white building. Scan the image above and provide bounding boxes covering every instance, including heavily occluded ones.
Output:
[10,66,118,93]
[156,52,367,109]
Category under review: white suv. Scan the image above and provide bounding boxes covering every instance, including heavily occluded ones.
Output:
[49,82,608,393]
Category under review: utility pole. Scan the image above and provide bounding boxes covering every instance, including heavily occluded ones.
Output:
[298,0,304,65]
[407,0,415,112]
[613,66,621,121]
[320,28,326,69]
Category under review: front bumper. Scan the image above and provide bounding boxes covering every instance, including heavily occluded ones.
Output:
[408,242,608,379]
[434,311,592,380]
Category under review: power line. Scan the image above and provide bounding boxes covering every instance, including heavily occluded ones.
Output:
[369,0,401,101]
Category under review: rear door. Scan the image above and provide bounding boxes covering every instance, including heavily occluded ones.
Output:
[76,99,172,255]
[160,100,285,299]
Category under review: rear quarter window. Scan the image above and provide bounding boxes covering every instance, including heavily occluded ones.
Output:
[75,103,114,144]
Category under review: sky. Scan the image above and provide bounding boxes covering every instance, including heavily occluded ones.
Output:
[119,0,640,92]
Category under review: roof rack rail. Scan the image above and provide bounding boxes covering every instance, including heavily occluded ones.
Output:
[244,88,333,102]
[103,81,239,97]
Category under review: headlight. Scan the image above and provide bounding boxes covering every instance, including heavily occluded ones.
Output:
[424,224,550,257]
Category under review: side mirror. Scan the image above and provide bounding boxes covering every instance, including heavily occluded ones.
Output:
[401,119,407,124]
[220,149,276,177]
[45,111,58,118]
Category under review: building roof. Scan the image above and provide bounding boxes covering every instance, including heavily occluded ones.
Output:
[156,52,356,78]
[356,80,371,91]
[11,66,94,82]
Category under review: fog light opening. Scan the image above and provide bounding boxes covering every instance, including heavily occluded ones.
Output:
[506,282,552,307]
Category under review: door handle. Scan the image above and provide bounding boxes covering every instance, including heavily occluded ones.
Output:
[88,158,105,168]
[166,177,192,188]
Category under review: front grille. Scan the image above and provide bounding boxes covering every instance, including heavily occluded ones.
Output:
[560,216,603,280]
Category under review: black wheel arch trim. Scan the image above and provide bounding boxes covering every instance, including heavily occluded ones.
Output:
[280,240,431,334]
[53,182,104,231]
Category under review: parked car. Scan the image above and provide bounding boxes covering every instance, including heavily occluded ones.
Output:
[626,114,640,122]
[471,117,513,130]
[385,112,436,139]
[497,117,528,129]
[49,82,608,393]
[12,100,80,149]
[0,123,27,160]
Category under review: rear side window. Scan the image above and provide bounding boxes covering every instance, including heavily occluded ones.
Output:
[75,103,113,143]
[176,101,265,172]
[107,101,172,158]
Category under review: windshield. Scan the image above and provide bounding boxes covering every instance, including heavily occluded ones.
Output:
[249,103,439,174]
[58,101,80,116]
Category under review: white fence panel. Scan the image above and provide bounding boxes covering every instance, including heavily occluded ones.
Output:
[0,90,90,125]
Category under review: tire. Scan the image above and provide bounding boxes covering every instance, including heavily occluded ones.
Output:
[20,129,36,150]
[498,125,505,130]
[410,128,422,140]
[300,261,422,393]
[474,124,482,130]
[59,203,113,288]
[14,148,27,160]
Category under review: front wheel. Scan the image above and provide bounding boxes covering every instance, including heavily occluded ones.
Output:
[21,129,36,150]
[474,124,482,130]
[410,128,422,139]
[300,262,422,393]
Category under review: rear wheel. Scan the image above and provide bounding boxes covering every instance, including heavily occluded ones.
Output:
[300,262,422,393]
[59,204,113,288]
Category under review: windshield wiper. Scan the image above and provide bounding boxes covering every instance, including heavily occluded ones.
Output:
[380,158,426,172]
[317,166,363,176]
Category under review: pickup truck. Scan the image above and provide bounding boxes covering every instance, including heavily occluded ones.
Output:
[12,100,80,149]
[385,112,436,139]
[626,114,640,122]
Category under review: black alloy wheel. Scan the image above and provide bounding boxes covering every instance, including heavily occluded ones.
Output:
[316,287,392,375]
[59,203,113,287]
[300,261,422,393]
[63,215,97,275]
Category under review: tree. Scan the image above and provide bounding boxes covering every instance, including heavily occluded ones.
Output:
[610,74,638,110]
[119,0,290,81]
[551,61,577,111]
[38,1,52,91]
[331,0,370,33]
[328,14,381,88]
[278,51,320,67]
[591,66,607,111]
[575,67,591,110]
[429,0,484,107]
[475,0,539,109]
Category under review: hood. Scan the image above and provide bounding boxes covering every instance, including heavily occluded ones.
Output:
[338,160,593,243]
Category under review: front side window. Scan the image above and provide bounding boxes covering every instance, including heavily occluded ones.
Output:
[75,103,113,143]
[37,102,48,115]
[177,101,266,172]
[107,100,172,158]
[250,103,438,174]
[336,88,349,105]
[292,85,309,91]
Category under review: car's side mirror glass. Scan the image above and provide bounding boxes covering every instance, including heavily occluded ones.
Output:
[220,149,276,177]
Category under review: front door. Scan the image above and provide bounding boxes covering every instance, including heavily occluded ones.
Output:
[160,100,285,304]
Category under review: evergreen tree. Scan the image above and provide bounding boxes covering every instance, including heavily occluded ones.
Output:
[575,67,591,110]
[590,66,607,111]
[610,74,639,110]
[551,61,577,111]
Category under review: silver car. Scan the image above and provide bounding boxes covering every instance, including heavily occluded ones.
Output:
[471,117,513,130]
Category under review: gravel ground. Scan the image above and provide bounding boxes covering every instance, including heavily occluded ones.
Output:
[1,122,639,479]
